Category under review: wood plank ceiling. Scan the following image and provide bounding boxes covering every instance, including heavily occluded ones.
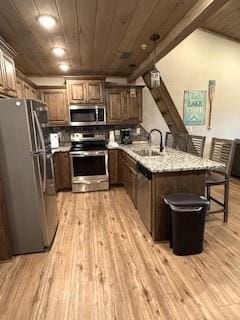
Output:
[0,0,199,76]
[203,0,240,43]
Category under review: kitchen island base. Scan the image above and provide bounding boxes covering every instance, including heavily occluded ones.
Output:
[151,170,206,242]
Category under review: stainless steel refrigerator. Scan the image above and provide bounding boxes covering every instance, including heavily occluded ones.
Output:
[0,99,58,255]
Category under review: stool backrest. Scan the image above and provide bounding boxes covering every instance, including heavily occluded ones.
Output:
[174,133,189,152]
[165,132,174,148]
[209,138,236,176]
[187,135,206,157]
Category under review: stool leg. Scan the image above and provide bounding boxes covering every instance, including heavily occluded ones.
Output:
[206,185,211,202]
[224,181,229,222]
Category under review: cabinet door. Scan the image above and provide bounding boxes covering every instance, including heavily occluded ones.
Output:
[67,80,86,104]
[0,50,5,95]
[16,77,24,98]
[128,165,137,207]
[54,152,71,191]
[41,89,68,125]
[31,88,37,99]
[2,53,17,97]
[23,81,31,98]
[125,89,142,123]
[87,81,104,103]
[108,150,119,185]
[106,89,125,123]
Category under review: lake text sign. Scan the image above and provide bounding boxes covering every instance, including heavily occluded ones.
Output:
[183,90,206,125]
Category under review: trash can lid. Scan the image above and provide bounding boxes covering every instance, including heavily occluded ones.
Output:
[164,193,209,208]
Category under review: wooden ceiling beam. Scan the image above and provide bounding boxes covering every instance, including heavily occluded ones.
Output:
[128,0,230,82]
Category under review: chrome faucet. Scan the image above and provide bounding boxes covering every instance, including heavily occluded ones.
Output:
[148,129,164,152]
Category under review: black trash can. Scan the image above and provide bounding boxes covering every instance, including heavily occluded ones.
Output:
[164,193,209,256]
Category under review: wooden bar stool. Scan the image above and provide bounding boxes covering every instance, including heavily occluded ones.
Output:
[187,135,206,157]
[174,133,189,152]
[165,132,188,152]
[165,132,174,148]
[206,138,236,222]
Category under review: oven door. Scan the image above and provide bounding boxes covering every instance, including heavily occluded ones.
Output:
[70,151,109,192]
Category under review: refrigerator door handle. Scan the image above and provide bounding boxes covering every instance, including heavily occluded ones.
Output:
[31,150,46,156]
[33,110,47,193]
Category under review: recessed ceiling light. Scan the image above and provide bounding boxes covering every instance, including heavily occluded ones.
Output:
[59,63,70,72]
[38,15,57,29]
[52,47,66,57]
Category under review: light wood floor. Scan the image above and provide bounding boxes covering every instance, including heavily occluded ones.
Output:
[1,181,240,320]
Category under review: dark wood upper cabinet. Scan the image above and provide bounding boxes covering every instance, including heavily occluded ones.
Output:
[16,71,39,100]
[2,53,17,97]
[67,80,105,104]
[106,89,126,123]
[23,81,31,98]
[0,42,17,98]
[125,89,142,122]
[86,81,104,103]
[67,80,86,104]
[16,77,24,98]
[106,87,142,124]
[40,89,68,125]
[31,88,38,100]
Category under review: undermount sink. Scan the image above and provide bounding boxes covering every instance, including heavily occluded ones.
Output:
[133,149,163,157]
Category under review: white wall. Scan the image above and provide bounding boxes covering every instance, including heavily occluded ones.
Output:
[141,29,240,152]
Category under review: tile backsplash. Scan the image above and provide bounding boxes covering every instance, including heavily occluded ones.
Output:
[48,124,148,146]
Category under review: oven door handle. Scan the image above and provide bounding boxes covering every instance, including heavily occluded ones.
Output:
[70,151,107,157]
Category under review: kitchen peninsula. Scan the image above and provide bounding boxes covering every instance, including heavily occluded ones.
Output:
[53,142,224,242]
[108,144,224,242]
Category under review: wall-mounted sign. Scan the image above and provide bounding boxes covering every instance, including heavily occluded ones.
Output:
[183,90,207,125]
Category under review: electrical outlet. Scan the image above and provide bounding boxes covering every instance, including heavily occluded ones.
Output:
[115,130,120,136]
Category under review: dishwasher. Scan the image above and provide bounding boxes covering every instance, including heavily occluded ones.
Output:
[137,163,152,233]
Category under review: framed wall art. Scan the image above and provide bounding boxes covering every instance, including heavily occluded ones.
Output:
[183,90,207,125]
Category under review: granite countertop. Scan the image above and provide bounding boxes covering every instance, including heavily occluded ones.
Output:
[51,145,71,154]
[51,142,224,174]
[117,143,225,173]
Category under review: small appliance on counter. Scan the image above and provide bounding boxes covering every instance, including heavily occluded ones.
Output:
[108,130,118,148]
[120,128,132,145]
[50,133,60,149]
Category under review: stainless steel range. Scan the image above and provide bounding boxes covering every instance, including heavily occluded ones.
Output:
[70,133,109,193]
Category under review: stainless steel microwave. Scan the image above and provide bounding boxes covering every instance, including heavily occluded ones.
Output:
[69,105,106,126]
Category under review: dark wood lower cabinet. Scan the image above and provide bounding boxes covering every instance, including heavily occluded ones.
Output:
[0,179,11,261]
[108,149,120,185]
[113,150,206,243]
[53,152,72,191]
[118,151,137,207]
[152,171,205,242]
